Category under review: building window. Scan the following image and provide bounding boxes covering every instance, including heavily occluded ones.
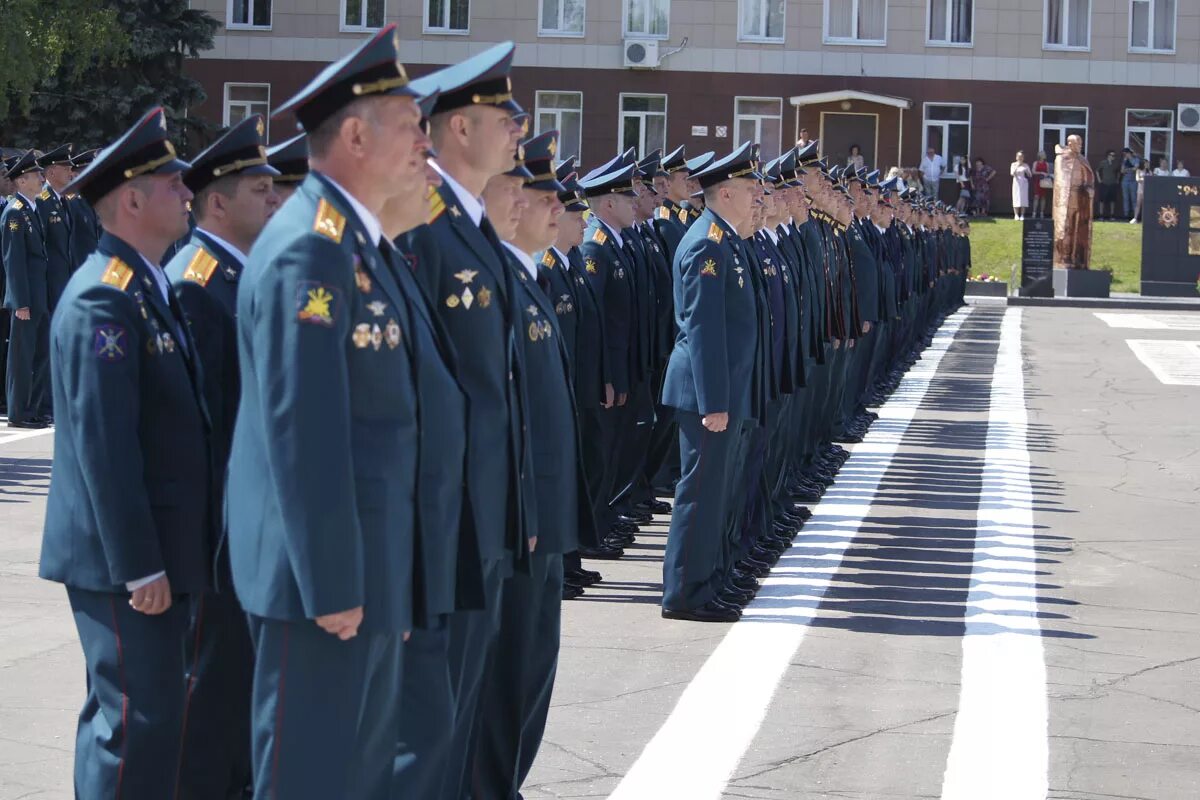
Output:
[540,0,585,36]
[922,103,971,178]
[824,0,888,45]
[1044,0,1090,49]
[224,84,270,137]
[535,91,583,162]
[1040,107,1088,157]
[426,0,469,33]
[624,0,669,38]
[734,98,783,161]
[619,94,667,158]
[739,0,786,42]
[342,0,385,30]
[928,0,973,45]
[1130,0,1175,52]
[228,0,271,28]
[1125,109,1174,172]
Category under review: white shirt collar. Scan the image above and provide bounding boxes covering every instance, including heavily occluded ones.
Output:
[764,227,779,244]
[502,242,539,282]
[140,254,171,304]
[431,161,484,226]
[320,173,384,246]
[874,222,889,234]
[551,246,571,269]
[594,216,624,248]
[196,227,248,267]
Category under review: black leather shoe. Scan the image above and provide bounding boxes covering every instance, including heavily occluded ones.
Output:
[606,530,635,546]
[750,546,780,564]
[730,573,760,592]
[7,419,47,429]
[720,587,755,606]
[661,601,740,622]
[611,520,640,534]
[565,567,602,587]
[618,511,651,525]
[563,583,585,600]
[795,506,813,520]
[711,595,745,614]
[635,498,672,514]
[580,545,624,560]
[738,557,771,578]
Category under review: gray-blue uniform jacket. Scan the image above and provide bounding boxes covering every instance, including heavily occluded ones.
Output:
[1,194,49,316]
[40,232,213,593]
[225,173,420,633]
[661,208,759,422]
[37,184,74,311]
[579,217,637,396]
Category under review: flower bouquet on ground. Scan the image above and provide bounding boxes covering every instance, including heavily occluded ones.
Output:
[972,273,1005,283]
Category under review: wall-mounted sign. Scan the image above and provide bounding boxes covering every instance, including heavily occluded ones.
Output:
[691,125,708,136]
[715,126,728,138]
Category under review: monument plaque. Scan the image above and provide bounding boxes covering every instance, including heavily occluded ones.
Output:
[1020,217,1054,297]
[1141,176,1200,296]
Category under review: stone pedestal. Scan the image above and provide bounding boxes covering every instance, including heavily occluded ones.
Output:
[1053,268,1112,298]
[966,281,1008,297]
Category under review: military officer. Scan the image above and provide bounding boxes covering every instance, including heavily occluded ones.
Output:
[223,25,430,800]
[164,113,281,800]
[267,132,309,202]
[1,150,51,428]
[39,106,211,799]
[661,142,764,623]
[66,149,103,270]
[652,144,691,258]
[37,144,76,319]
[394,43,532,800]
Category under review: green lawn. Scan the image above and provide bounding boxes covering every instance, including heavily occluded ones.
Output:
[967,217,1142,293]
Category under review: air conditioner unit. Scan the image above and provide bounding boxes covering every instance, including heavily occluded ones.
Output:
[624,39,660,69]
[1178,103,1200,132]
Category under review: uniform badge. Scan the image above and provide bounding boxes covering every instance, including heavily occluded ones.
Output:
[371,324,384,351]
[448,205,462,218]
[353,323,372,348]
[7,221,18,232]
[133,291,149,319]
[355,265,372,294]
[313,198,346,243]
[678,209,688,224]
[460,287,475,309]
[700,259,718,277]
[528,322,540,342]
[575,275,585,286]
[477,287,492,308]
[385,319,401,349]
[93,325,127,362]
[584,257,597,275]
[527,304,539,317]
[454,269,478,284]
[735,266,745,289]
[446,294,461,308]
[296,282,339,327]
[615,267,626,279]
[367,300,387,317]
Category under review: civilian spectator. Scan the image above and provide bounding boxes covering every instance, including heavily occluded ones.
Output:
[1130,159,1149,224]
[796,128,812,148]
[920,147,945,197]
[1153,157,1170,176]
[1096,150,1121,220]
[1120,148,1139,219]
[1172,159,1190,177]
[846,144,864,171]
[1010,150,1032,221]
[954,157,971,214]
[885,166,903,181]
[1032,150,1052,219]
[970,157,996,216]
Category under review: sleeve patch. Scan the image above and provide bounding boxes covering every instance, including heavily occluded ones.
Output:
[296,281,341,327]
[182,249,219,286]
[93,325,128,362]
[313,198,346,243]
[584,256,598,274]
[100,258,134,290]
[700,258,719,277]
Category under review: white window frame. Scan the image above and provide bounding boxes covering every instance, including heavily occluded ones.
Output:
[534,91,584,162]
[734,97,784,158]
[227,0,272,30]
[340,0,386,32]
[618,93,668,159]
[921,102,972,180]
[738,0,787,44]
[223,83,271,139]
[823,0,889,46]
[1124,108,1174,171]
[539,0,586,37]
[623,0,670,41]
[1043,0,1092,52]
[926,0,974,48]
[424,0,471,35]
[1128,0,1176,54]
[1039,105,1089,156]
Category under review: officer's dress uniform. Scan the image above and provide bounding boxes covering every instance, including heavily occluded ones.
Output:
[1,183,51,425]
[38,183,75,323]
[661,202,760,617]
[68,149,104,270]
[0,191,7,412]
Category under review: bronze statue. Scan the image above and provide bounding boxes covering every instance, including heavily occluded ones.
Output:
[1052,134,1094,269]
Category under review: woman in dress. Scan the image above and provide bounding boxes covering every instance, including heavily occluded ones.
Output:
[1131,159,1150,223]
[971,157,997,216]
[1031,150,1051,218]
[954,157,971,214]
[1010,150,1032,221]
[847,144,865,171]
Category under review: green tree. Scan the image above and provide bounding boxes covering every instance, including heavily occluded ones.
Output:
[0,1,219,154]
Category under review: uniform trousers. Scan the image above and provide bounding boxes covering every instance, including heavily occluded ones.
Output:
[608,381,655,513]
[473,553,564,799]
[392,622,455,797]
[247,616,402,800]
[0,308,9,411]
[5,311,48,423]
[66,587,189,800]
[663,412,744,611]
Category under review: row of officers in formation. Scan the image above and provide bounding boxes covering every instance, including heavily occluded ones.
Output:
[25,25,969,800]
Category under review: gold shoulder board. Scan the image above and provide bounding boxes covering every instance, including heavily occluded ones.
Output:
[678,208,688,224]
[38,188,50,201]
[656,206,669,220]
[100,257,134,291]
[182,249,219,287]
[541,250,555,267]
[11,199,23,210]
[706,222,724,243]
[591,228,608,245]
[313,198,346,243]
[427,189,446,224]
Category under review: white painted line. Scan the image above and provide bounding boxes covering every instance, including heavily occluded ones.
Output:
[1095,312,1200,331]
[607,307,974,800]
[940,308,1048,800]
[0,427,55,447]
[1125,339,1200,386]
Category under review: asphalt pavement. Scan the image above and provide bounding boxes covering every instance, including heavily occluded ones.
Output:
[2,304,1198,799]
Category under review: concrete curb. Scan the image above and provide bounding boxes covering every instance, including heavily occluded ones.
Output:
[1004,296,1200,311]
